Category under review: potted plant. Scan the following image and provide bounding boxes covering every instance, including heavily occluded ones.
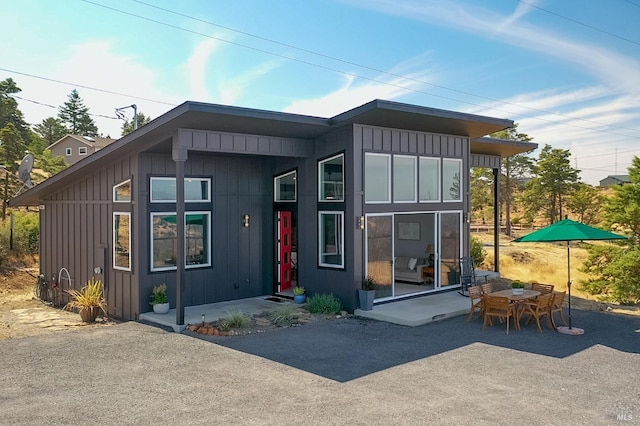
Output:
[358,275,376,311]
[511,280,525,295]
[293,286,306,304]
[150,283,170,314]
[63,277,107,323]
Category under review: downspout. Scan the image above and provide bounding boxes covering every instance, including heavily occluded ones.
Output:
[493,166,500,273]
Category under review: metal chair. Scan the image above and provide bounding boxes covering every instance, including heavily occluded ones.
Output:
[458,256,486,297]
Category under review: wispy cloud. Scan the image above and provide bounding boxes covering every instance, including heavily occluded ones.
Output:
[283,54,437,117]
[12,41,178,138]
[186,38,220,101]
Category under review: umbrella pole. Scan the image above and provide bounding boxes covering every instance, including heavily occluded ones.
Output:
[567,241,572,329]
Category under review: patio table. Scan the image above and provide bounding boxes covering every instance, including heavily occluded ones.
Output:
[487,289,541,330]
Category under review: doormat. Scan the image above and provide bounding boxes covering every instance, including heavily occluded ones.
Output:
[264,296,290,303]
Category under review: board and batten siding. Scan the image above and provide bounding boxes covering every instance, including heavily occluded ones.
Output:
[471,153,500,169]
[177,128,314,158]
[138,152,273,315]
[39,156,138,320]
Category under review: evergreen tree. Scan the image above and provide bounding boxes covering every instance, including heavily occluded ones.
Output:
[121,112,151,136]
[35,149,69,180]
[566,182,604,225]
[33,117,67,147]
[522,144,579,224]
[58,89,98,136]
[489,125,534,235]
[0,123,27,219]
[0,78,31,144]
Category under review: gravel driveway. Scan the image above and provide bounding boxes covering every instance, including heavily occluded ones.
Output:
[1,309,638,425]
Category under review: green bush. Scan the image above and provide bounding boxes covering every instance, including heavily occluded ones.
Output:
[470,236,486,267]
[0,211,39,259]
[306,293,342,314]
[579,244,640,304]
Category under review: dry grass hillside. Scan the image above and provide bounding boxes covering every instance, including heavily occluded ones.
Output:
[475,231,639,316]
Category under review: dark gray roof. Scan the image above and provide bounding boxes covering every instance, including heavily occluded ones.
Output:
[10,99,536,206]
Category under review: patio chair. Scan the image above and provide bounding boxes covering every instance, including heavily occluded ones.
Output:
[482,295,518,334]
[550,291,568,328]
[531,283,554,294]
[519,292,554,333]
[466,285,484,322]
[458,256,486,297]
[480,282,493,295]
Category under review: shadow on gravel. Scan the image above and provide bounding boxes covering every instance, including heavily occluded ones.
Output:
[184,309,640,382]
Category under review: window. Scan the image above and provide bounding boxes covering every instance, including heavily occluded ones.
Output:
[274,171,296,202]
[319,211,344,268]
[150,177,211,203]
[78,147,87,155]
[65,148,72,156]
[113,179,131,203]
[419,157,440,202]
[150,211,211,271]
[319,154,344,201]
[442,159,462,202]
[113,213,131,271]
[393,155,416,203]
[365,153,390,203]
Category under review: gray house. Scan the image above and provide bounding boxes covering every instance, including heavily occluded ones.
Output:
[47,134,116,165]
[11,100,536,322]
[599,175,630,187]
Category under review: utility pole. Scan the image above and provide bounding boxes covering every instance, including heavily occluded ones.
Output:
[115,104,138,130]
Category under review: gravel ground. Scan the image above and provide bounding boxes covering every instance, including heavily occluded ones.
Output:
[1,308,639,425]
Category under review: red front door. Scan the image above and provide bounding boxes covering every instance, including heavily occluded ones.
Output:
[277,211,292,292]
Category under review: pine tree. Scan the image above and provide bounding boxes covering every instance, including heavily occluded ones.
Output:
[34,117,68,147]
[121,112,151,136]
[58,89,98,136]
[0,123,27,219]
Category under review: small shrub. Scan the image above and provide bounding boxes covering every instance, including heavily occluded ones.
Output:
[306,293,342,314]
[293,286,305,295]
[219,310,253,330]
[269,305,299,327]
[149,283,168,305]
[470,236,486,267]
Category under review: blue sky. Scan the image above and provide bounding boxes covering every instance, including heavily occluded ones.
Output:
[1,0,639,185]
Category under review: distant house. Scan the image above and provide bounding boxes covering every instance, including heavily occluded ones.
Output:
[11,100,536,322]
[599,175,630,187]
[47,135,116,165]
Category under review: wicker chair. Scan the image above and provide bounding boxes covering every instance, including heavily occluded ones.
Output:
[550,291,568,328]
[466,285,484,322]
[482,295,518,334]
[519,292,554,332]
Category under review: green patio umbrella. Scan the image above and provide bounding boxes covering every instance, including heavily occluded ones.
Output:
[513,218,627,334]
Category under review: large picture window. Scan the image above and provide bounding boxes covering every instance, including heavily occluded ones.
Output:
[442,159,462,202]
[319,211,344,268]
[393,155,416,203]
[150,177,211,203]
[274,170,296,202]
[151,211,211,271]
[365,153,390,203]
[319,154,344,201]
[113,212,131,271]
[419,157,440,202]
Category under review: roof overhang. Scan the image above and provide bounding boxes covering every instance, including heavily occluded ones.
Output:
[331,99,514,139]
[471,136,537,157]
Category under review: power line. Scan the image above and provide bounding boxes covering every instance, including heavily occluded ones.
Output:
[623,0,640,8]
[10,94,121,121]
[78,0,640,139]
[0,67,176,107]
[518,0,640,47]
